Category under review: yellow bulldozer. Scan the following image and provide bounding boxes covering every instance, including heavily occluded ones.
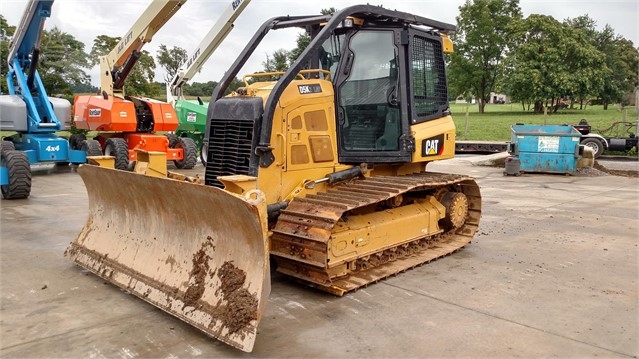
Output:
[66,5,482,353]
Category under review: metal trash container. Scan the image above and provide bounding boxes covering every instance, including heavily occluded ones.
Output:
[509,124,583,174]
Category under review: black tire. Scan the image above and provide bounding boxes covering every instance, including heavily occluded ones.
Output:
[581,137,604,158]
[199,141,208,167]
[68,133,87,150]
[173,137,197,169]
[1,151,32,200]
[104,138,130,170]
[166,133,179,148]
[80,139,103,157]
[1,140,16,155]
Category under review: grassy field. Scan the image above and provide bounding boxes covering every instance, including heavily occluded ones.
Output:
[452,102,638,142]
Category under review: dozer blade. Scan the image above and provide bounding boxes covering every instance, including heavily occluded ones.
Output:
[65,165,270,352]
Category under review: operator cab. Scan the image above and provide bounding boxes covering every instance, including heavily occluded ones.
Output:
[204,5,456,183]
[316,19,451,164]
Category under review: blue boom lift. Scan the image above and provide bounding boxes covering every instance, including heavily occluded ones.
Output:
[0,0,100,199]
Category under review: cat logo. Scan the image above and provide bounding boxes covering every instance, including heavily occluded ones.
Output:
[421,134,445,157]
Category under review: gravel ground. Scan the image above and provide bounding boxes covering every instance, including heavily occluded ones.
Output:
[591,161,639,178]
[597,157,639,172]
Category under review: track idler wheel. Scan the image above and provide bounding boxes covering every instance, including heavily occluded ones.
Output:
[439,192,469,230]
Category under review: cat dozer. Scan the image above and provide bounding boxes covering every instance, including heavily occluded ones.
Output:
[67,5,482,353]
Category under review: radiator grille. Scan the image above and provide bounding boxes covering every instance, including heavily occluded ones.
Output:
[204,119,255,187]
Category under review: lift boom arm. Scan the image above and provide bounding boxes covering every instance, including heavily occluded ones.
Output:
[100,0,187,96]
[166,0,250,104]
[7,0,50,73]
[5,0,62,133]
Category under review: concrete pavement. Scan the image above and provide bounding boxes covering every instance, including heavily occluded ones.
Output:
[1,159,637,358]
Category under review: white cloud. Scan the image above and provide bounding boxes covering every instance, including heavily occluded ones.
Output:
[2,0,637,89]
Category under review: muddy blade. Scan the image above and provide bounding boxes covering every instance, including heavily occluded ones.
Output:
[66,165,270,352]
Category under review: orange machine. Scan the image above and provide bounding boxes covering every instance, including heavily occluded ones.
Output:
[73,0,197,170]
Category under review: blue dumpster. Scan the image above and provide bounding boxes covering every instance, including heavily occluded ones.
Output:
[509,124,583,174]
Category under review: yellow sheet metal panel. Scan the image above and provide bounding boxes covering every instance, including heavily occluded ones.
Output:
[133,150,167,177]
[411,116,456,163]
[329,197,446,265]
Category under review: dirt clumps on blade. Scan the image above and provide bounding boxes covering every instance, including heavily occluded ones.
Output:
[183,239,216,307]
[180,238,259,336]
[214,262,258,334]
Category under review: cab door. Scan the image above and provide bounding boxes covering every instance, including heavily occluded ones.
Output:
[333,29,412,164]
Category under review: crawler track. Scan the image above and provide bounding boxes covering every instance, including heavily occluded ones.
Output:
[270,172,482,295]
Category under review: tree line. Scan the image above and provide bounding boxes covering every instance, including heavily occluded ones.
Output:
[1,1,637,114]
[449,0,638,113]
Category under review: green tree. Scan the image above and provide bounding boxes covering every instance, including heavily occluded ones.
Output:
[39,27,91,95]
[88,35,118,65]
[563,15,599,108]
[182,78,243,97]
[288,32,311,64]
[183,81,217,96]
[505,15,568,111]
[559,16,607,110]
[286,7,337,65]
[71,82,99,94]
[263,49,290,72]
[89,34,158,96]
[592,25,638,109]
[259,49,291,81]
[0,15,16,94]
[226,77,245,95]
[1,18,90,96]
[448,0,522,113]
[504,15,606,113]
[128,51,159,96]
[264,7,338,74]
[564,15,610,108]
[156,44,188,83]
[321,7,337,15]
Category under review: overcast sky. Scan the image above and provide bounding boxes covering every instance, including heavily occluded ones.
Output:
[2,0,638,88]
